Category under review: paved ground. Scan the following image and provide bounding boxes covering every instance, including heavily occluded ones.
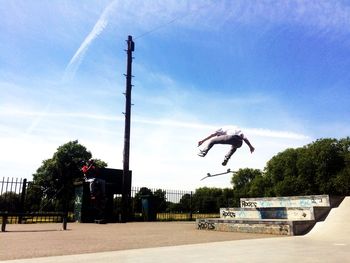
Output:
[0,221,279,260]
[1,197,349,262]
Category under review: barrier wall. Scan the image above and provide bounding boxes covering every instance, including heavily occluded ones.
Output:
[220,207,314,220]
[240,195,329,208]
[197,195,334,236]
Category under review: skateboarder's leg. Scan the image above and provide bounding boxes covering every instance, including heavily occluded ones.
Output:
[222,146,237,166]
[198,140,215,157]
[199,135,232,157]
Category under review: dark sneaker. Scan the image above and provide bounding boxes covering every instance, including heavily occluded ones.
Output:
[222,159,228,166]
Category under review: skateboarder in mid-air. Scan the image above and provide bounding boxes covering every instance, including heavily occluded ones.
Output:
[197,127,255,166]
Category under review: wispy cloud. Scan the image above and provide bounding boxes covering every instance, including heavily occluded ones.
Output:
[136,117,309,140]
[209,1,350,38]
[63,0,118,81]
[60,0,350,83]
[245,127,309,140]
[1,108,309,140]
[0,108,123,122]
[125,1,350,39]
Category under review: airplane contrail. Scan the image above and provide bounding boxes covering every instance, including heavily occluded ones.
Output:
[2,108,309,140]
[63,0,118,81]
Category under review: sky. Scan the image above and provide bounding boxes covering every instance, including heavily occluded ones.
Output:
[1,0,349,190]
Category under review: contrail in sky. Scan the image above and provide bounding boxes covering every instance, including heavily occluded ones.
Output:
[2,108,309,140]
[63,0,118,81]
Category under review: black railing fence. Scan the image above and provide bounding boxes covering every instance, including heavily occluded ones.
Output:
[128,187,221,221]
[130,187,194,221]
[1,177,221,224]
[0,177,27,212]
[0,178,66,225]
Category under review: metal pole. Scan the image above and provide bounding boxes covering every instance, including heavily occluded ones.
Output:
[18,178,27,224]
[121,35,134,222]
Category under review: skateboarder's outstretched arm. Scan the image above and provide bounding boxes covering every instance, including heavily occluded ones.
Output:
[243,137,255,153]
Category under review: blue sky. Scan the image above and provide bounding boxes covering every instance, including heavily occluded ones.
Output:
[1,0,349,190]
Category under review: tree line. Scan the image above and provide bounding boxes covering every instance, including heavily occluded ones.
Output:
[1,137,349,213]
[133,137,350,213]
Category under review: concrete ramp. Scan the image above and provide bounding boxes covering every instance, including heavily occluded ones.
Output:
[307,196,350,242]
[197,195,342,236]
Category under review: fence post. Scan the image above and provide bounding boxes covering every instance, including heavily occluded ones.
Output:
[18,179,27,224]
[190,191,193,221]
[2,215,7,232]
[62,214,67,230]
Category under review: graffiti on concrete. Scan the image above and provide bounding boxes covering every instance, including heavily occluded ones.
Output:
[221,210,236,218]
[241,200,257,208]
[241,195,328,208]
[197,221,215,230]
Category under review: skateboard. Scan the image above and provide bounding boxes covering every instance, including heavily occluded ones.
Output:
[200,169,234,181]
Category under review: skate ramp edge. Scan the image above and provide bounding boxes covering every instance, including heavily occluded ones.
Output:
[306,196,350,241]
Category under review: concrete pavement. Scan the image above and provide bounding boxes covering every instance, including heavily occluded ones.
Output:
[2,236,349,263]
[2,197,349,263]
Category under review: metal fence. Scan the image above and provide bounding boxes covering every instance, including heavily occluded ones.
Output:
[1,177,220,223]
[0,177,27,212]
[0,177,65,224]
[129,187,220,221]
[130,187,193,221]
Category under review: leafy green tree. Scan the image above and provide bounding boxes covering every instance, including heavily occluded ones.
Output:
[264,148,302,196]
[31,140,107,211]
[248,173,270,197]
[264,138,350,196]
[220,188,235,207]
[153,189,167,212]
[331,137,350,195]
[133,187,167,213]
[24,182,46,211]
[178,193,192,212]
[308,139,344,194]
[296,147,318,195]
[231,168,263,198]
[192,187,224,213]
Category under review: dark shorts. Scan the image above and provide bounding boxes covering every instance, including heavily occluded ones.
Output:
[230,135,243,148]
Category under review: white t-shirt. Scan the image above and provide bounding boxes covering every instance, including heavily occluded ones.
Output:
[215,127,244,137]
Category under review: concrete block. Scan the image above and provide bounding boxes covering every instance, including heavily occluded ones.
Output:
[196,218,316,236]
[240,195,330,208]
[220,207,315,220]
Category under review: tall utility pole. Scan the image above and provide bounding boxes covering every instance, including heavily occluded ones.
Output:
[121,35,134,222]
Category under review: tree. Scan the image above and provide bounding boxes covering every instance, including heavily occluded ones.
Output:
[133,187,167,213]
[264,138,350,196]
[0,192,21,211]
[331,137,350,195]
[264,148,302,196]
[24,182,46,211]
[308,139,344,194]
[178,193,192,212]
[248,174,270,197]
[192,187,226,213]
[153,189,167,212]
[31,140,107,211]
[231,168,263,198]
